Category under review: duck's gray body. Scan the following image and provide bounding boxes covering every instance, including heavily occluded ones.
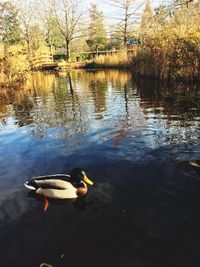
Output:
[24,174,78,199]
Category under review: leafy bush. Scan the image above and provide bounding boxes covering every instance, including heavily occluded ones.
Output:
[0,45,29,88]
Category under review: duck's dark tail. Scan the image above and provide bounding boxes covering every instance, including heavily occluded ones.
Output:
[24,180,39,190]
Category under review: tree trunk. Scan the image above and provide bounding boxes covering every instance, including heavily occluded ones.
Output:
[96,45,99,56]
[66,38,70,62]
[49,44,53,55]
[3,41,8,57]
[25,29,32,69]
[123,28,127,49]
[123,6,128,50]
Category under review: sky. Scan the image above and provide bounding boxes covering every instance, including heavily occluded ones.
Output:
[84,0,165,25]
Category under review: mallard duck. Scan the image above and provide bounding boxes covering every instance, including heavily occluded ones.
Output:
[24,168,93,211]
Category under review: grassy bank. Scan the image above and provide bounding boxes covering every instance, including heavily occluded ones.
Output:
[131,6,200,81]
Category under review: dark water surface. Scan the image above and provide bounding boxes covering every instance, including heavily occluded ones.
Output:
[0,70,200,267]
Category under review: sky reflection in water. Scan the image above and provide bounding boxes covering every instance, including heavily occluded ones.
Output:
[0,70,200,267]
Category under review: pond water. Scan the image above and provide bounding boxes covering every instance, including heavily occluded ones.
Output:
[0,70,200,267]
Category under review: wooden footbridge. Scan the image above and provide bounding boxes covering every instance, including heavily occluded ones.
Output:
[30,53,58,70]
[30,48,137,71]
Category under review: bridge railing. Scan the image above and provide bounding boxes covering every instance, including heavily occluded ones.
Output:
[30,53,53,69]
[30,48,138,69]
[86,48,137,58]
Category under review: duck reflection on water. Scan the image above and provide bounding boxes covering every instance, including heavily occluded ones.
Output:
[27,191,94,212]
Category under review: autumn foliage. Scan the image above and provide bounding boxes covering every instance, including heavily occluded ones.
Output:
[132,4,200,81]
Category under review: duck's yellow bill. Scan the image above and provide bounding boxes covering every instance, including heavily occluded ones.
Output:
[83,175,94,185]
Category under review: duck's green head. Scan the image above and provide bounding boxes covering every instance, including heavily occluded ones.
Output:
[70,168,94,186]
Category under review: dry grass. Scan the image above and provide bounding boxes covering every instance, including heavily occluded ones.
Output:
[85,51,131,69]
[131,6,200,81]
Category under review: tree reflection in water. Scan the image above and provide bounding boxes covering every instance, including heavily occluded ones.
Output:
[0,70,199,146]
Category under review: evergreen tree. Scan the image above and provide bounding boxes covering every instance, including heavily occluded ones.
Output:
[86,4,106,52]
[29,24,45,51]
[173,0,195,8]
[154,5,169,26]
[106,25,123,49]
[0,1,21,46]
[140,0,153,30]
[45,16,65,52]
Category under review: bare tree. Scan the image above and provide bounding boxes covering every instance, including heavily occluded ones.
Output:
[17,0,45,57]
[52,0,85,61]
[106,0,145,48]
[17,0,34,59]
[36,1,64,54]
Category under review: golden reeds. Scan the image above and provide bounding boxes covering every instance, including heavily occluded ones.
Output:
[85,51,131,69]
[131,6,200,81]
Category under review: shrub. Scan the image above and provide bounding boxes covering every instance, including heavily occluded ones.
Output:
[131,6,200,81]
[0,45,29,89]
